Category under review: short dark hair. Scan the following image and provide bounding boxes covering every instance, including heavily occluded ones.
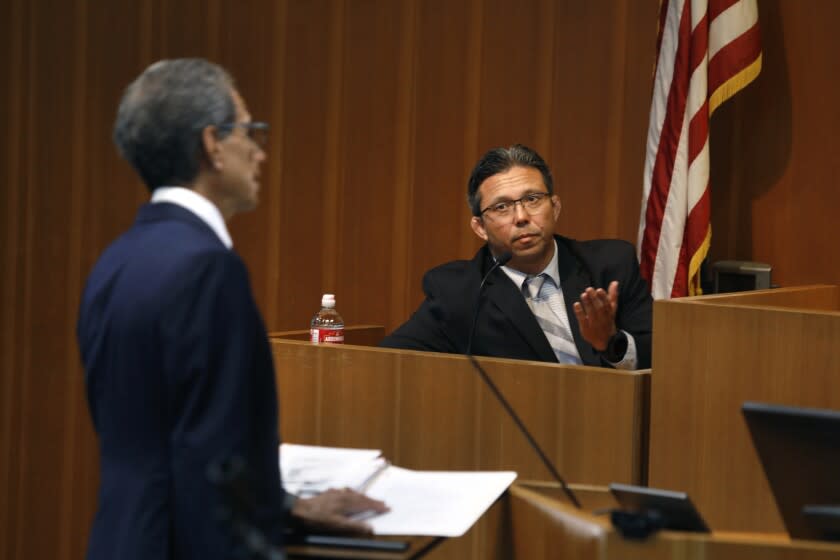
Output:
[113,58,237,191]
[466,144,554,216]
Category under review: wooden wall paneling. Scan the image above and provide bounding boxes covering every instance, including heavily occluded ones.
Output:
[336,1,406,329]
[59,3,91,559]
[0,0,26,557]
[458,0,486,261]
[476,0,543,151]
[264,0,338,331]
[16,1,101,558]
[388,0,418,331]
[709,0,840,289]
[552,1,620,241]
[220,0,283,321]
[316,0,346,329]
[549,2,657,243]
[82,1,151,262]
[9,2,840,559]
[751,0,840,288]
[404,0,477,317]
[615,3,659,242]
[259,0,288,330]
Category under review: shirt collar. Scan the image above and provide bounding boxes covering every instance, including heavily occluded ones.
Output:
[499,239,560,290]
[151,186,233,249]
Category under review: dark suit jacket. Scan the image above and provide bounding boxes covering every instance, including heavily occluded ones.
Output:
[77,203,289,560]
[380,235,653,369]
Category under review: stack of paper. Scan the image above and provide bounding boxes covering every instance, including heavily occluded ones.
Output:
[280,443,388,497]
[279,443,516,537]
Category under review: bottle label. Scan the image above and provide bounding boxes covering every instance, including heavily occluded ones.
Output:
[310,328,345,344]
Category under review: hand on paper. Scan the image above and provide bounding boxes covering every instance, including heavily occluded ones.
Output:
[292,488,389,535]
[573,281,619,351]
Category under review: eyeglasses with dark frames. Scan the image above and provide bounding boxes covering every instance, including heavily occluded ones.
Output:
[480,192,551,220]
[216,121,270,148]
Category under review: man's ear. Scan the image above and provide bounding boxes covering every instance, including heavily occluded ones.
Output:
[201,125,223,171]
[470,216,488,241]
[551,194,561,220]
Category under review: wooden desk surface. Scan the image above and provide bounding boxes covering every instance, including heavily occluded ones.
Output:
[509,483,840,559]
[287,536,442,560]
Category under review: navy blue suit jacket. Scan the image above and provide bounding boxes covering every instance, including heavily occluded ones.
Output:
[78,203,289,560]
[380,236,653,369]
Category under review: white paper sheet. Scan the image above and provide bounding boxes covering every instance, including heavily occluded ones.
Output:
[361,467,517,537]
[279,443,517,537]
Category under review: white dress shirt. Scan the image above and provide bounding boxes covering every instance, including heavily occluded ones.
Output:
[151,186,233,249]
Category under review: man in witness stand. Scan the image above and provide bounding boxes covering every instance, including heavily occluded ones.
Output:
[381,144,653,369]
[77,59,386,560]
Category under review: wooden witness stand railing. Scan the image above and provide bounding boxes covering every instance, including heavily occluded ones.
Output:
[272,286,840,558]
[269,333,650,559]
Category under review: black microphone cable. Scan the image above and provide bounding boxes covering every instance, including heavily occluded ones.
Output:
[465,250,582,509]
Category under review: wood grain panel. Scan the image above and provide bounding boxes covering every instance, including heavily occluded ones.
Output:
[687,285,840,311]
[709,0,840,289]
[272,341,648,560]
[0,0,26,556]
[509,484,840,560]
[650,291,840,532]
[6,1,840,559]
[269,325,386,346]
[271,340,648,484]
[406,0,481,313]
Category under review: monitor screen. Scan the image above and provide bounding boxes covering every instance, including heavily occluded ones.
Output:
[609,483,710,533]
[742,401,840,541]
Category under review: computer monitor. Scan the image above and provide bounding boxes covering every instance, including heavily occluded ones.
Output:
[742,401,840,541]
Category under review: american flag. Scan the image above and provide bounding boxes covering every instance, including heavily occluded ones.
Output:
[638,0,762,299]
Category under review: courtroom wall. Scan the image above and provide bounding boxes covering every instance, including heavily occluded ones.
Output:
[1,1,838,559]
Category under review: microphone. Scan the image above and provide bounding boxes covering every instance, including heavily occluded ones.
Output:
[466,251,512,356]
[465,250,582,509]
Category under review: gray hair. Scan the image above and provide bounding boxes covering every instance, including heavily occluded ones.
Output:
[113,58,237,191]
[466,144,554,216]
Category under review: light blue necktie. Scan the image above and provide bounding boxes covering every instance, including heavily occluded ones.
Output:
[523,274,582,365]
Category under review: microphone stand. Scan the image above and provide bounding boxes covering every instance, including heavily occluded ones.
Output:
[466,252,582,509]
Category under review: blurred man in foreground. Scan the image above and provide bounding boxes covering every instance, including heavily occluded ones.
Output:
[78,58,385,560]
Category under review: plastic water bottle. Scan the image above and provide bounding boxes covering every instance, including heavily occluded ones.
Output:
[310,294,345,344]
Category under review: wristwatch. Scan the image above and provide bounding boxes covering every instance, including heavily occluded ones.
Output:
[603,331,628,362]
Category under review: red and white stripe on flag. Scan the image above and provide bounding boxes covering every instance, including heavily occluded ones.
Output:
[637,0,761,299]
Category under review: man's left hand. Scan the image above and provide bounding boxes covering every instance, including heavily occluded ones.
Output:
[291,488,389,535]
[572,281,619,351]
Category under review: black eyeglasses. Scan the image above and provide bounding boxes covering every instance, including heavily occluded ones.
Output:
[216,121,269,148]
[480,192,550,220]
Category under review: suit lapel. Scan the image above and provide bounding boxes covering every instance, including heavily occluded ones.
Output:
[476,249,558,362]
[555,237,601,366]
